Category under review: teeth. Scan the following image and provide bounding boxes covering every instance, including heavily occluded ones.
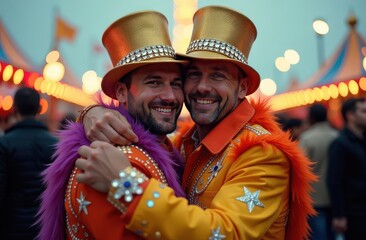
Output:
[154,108,172,113]
[197,99,214,104]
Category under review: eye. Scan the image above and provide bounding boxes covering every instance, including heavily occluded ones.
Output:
[186,71,201,79]
[146,80,161,87]
[171,80,183,89]
[211,72,226,80]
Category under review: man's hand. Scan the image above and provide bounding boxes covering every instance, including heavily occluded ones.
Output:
[83,106,138,145]
[332,217,347,233]
[75,141,131,192]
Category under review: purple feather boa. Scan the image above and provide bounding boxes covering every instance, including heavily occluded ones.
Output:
[37,104,185,240]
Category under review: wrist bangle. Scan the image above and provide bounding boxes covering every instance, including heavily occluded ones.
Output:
[107,167,147,213]
[76,104,100,123]
[110,167,148,202]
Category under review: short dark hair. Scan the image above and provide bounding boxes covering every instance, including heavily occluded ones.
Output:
[283,118,302,131]
[308,104,327,124]
[341,97,365,123]
[119,71,133,89]
[14,87,40,116]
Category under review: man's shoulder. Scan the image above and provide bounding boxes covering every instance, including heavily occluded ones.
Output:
[329,131,353,151]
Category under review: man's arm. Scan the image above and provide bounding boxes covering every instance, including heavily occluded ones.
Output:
[66,142,143,239]
[80,105,138,145]
[327,139,348,233]
[76,144,290,239]
[0,141,7,221]
[75,141,132,192]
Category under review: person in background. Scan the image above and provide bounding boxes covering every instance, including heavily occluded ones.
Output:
[327,97,366,240]
[283,117,306,141]
[0,87,58,240]
[299,104,338,240]
[76,6,316,239]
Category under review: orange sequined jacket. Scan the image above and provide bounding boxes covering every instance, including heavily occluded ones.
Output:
[38,106,185,240]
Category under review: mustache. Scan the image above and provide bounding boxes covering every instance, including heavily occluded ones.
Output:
[149,101,181,109]
[188,93,221,101]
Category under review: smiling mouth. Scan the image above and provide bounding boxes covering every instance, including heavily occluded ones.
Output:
[196,98,215,104]
[153,107,173,113]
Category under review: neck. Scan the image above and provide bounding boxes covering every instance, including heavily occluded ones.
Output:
[196,125,213,142]
[15,113,35,122]
[347,123,364,139]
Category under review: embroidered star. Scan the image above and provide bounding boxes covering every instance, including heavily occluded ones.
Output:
[77,192,91,215]
[236,186,264,213]
[209,226,226,240]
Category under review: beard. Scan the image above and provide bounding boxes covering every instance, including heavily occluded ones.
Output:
[185,92,222,126]
[185,90,239,126]
[127,93,180,135]
[137,111,177,135]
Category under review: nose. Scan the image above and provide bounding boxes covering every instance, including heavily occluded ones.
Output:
[196,77,211,93]
[160,85,176,102]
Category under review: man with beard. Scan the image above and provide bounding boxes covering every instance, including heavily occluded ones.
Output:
[38,11,187,240]
[327,97,366,240]
[75,6,316,240]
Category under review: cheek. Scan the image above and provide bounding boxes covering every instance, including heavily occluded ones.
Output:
[183,79,194,92]
[175,90,184,103]
[129,85,139,95]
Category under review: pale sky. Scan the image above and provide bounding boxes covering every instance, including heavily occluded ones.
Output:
[1,0,365,93]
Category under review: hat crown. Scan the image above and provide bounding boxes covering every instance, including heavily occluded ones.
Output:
[181,6,261,95]
[102,11,172,66]
[190,6,257,60]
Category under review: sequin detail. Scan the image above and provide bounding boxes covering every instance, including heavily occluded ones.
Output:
[236,186,264,213]
[76,192,91,215]
[187,38,248,64]
[209,226,226,240]
[115,45,176,67]
[111,167,147,202]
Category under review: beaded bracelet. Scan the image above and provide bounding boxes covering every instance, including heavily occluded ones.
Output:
[107,167,148,213]
[76,104,100,123]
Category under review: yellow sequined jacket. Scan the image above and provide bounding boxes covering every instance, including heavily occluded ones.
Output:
[122,99,316,240]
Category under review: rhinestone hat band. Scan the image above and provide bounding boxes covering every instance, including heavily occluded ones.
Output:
[186,38,248,64]
[115,45,176,67]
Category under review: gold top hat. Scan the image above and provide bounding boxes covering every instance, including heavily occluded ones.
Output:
[179,6,260,95]
[101,11,187,99]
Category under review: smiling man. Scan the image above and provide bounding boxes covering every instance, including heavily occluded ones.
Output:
[38,11,187,240]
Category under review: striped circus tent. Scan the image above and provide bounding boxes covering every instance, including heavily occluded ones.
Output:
[0,18,96,127]
[300,15,366,89]
[0,20,36,72]
[0,19,81,88]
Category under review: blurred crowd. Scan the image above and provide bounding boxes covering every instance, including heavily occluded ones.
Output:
[277,98,366,240]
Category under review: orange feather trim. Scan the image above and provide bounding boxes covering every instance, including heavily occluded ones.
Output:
[172,117,194,149]
[173,99,316,239]
[233,98,316,240]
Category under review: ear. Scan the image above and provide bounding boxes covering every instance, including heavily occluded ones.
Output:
[115,82,128,107]
[238,77,248,99]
